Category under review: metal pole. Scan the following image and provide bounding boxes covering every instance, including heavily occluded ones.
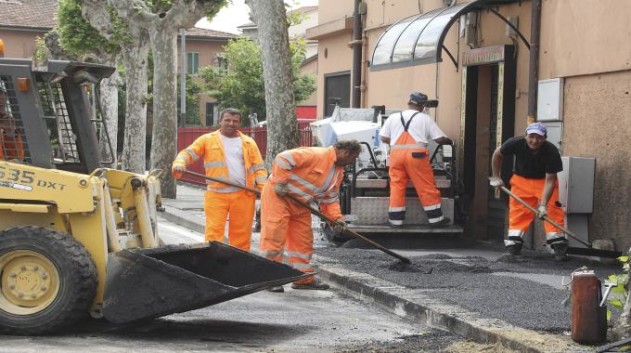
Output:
[527,0,541,124]
[180,28,187,127]
[351,0,362,108]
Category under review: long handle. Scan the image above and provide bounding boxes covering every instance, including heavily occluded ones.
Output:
[283,193,412,264]
[499,185,592,248]
[184,170,261,195]
[184,170,411,264]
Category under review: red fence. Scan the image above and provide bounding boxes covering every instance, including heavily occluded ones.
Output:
[177,123,313,186]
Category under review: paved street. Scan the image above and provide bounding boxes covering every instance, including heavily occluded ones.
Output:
[0,218,483,353]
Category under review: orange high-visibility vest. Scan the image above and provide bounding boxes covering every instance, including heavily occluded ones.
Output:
[173,130,267,192]
[269,146,344,221]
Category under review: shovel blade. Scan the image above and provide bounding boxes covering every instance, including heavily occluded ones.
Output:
[103,242,309,323]
[566,246,622,259]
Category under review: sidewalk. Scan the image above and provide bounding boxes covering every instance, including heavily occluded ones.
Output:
[161,183,619,353]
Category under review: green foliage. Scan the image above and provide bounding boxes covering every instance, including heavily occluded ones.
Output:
[57,0,122,56]
[199,37,316,120]
[607,256,629,321]
[177,75,202,126]
[33,37,48,63]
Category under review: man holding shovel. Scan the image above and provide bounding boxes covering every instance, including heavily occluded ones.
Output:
[489,122,569,261]
[260,140,362,292]
[171,108,267,251]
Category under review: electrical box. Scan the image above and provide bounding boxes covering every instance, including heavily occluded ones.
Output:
[537,78,564,121]
[558,157,595,214]
[543,121,563,153]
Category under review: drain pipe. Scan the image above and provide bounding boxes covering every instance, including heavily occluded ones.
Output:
[527,0,541,124]
[350,0,363,108]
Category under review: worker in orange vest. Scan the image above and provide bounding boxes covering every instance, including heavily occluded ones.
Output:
[0,88,25,162]
[172,108,267,251]
[260,140,361,292]
[380,92,452,227]
[490,122,568,261]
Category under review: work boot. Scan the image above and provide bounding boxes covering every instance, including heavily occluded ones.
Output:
[429,217,451,227]
[291,280,330,290]
[268,286,285,293]
[505,243,523,256]
[388,220,402,228]
[551,243,569,262]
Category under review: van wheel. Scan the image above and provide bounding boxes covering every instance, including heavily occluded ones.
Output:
[0,226,97,335]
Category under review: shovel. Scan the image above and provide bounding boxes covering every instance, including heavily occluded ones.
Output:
[183,170,412,264]
[499,185,621,258]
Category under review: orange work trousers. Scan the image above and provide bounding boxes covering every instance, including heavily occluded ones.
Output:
[505,174,566,246]
[388,132,443,225]
[204,189,256,251]
[259,183,315,285]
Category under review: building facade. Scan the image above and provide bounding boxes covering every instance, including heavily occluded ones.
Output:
[177,27,236,127]
[307,0,631,250]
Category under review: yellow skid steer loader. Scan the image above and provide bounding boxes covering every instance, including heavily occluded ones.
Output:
[0,47,306,334]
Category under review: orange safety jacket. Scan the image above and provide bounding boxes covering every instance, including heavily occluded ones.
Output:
[270,146,344,221]
[173,130,267,192]
[0,128,25,161]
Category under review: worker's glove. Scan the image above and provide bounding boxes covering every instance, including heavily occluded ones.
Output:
[171,164,186,179]
[536,204,548,220]
[332,220,348,233]
[273,183,289,196]
[488,176,504,187]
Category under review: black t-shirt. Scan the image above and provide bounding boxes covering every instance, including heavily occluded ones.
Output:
[500,136,563,179]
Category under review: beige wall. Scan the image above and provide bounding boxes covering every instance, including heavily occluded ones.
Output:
[0,30,45,58]
[300,57,318,106]
[317,0,353,24]
[539,0,631,79]
[359,1,531,137]
[316,32,353,114]
[537,0,631,248]
[562,71,631,248]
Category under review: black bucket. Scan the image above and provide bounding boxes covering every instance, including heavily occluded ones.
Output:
[102,241,309,323]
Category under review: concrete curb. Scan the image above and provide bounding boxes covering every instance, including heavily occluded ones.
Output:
[160,205,205,234]
[314,259,588,353]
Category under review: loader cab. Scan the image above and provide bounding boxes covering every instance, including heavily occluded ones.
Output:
[0,57,114,174]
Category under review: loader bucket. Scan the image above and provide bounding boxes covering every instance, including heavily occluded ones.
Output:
[102,241,310,323]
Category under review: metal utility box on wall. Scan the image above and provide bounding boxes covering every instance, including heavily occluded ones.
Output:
[557,157,596,247]
[558,157,595,214]
[543,121,563,153]
[537,78,564,121]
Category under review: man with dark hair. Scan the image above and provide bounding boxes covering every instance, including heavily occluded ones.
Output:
[171,108,267,251]
[260,140,361,292]
[380,91,452,227]
[490,122,568,260]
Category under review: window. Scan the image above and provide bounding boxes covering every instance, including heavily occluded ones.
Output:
[324,72,350,117]
[214,54,227,69]
[205,103,216,126]
[187,52,199,75]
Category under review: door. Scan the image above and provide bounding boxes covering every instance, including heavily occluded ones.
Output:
[324,71,350,117]
[460,47,516,243]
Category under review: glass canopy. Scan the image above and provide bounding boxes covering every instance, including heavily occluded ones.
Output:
[371,2,478,68]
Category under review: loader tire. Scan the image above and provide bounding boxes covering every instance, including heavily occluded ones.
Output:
[0,226,97,335]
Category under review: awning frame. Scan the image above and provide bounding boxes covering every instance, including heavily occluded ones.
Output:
[370,0,530,71]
